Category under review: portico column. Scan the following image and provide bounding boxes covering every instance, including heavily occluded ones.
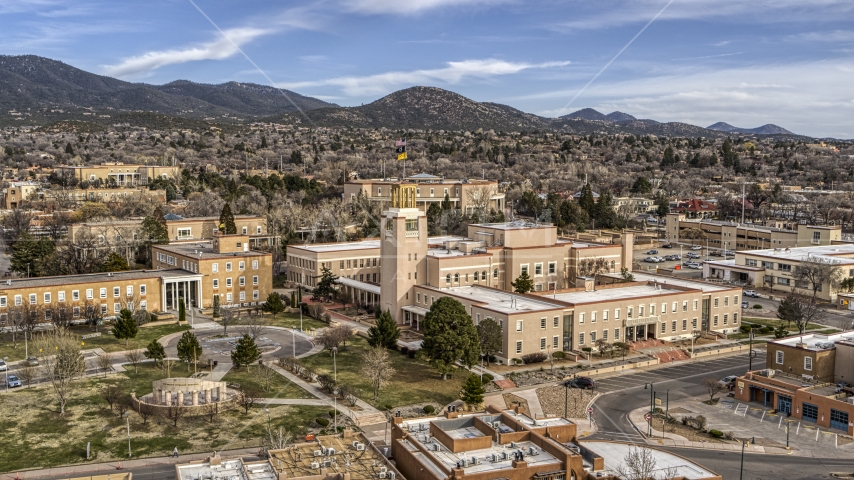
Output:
[177,391,184,406]
[215,386,221,401]
[204,389,209,403]
[165,391,172,406]
[155,389,162,405]
[192,390,198,406]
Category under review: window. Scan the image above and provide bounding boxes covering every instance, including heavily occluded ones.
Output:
[804,356,813,371]
[226,262,232,272]
[212,263,219,273]
[177,227,191,239]
[534,263,543,276]
[713,297,719,308]
[100,288,107,299]
[113,287,120,297]
[579,313,585,324]
[474,271,479,281]
[723,314,728,325]
[639,306,644,317]
[734,295,739,305]
[590,331,597,342]
[775,350,784,364]
[682,319,687,330]
[614,308,620,320]
[540,318,547,329]
[578,332,585,345]
[661,322,666,333]
[692,318,698,328]
[521,264,529,275]
[340,260,344,269]
[253,276,258,285]
[724,297,729,307]
[226,278,233,287]
[553,336,559,348]
[43,292,51,304]
[446,274,451,284]
[114,303,121,313]
[454,273,459,283]
[733,313,738,324]
[140,285,146,295]
[540,338,546,350]
[253,290,259,300]
[73,307,80,318]
[777,277,791,286]
[213,279,219,288]
[239,261,245,271]
[0,297,5,308]
[29,294,36,305]
[602,329,608,341]
[614,328,619,340]
[651,304,656,316]
[493,268,499,278]
[140,301,147,310]
[14,295,21,306]
[253,260,258,270]
[713,315,719,326]
[516,341,523,354]
[226,293,232,303]
[242,226,248,234]
[257,226,262,234]
[101,304,107,314]
[239,277,245,286]
[627,307,633,318]
[73,290,80,301]
[603,310,609,322]
[44,310,51,321]
[682,301,688,312]
[591,312,597,323]
[672,302,677,313]
[693,300,698,311]
[548,262,556,274]
[240,291,246,301]
[671,320,676,332]
[553,316,559,328]
[516,320,523,332]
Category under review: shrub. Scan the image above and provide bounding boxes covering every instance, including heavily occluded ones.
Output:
[739,324,751,333]
[315,417,330,427]
[513,358,524,365]
[481,373,494,384]
[521,352,549,364]
[758,327,771,334]
[709,429,723,438]
[552,351,567,359]
[694,415,707,430]
[400,346,409,355]
[329,410,337,417]
[753,304,763,309]
[423,405,435,414]
[383,403,394,411]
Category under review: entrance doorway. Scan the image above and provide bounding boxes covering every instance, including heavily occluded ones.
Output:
[777,395,792,415]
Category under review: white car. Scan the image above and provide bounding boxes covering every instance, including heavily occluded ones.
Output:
[686,263,702,269]
[743,290,760,298]
[690,245,702,250]
[0,360,6,372]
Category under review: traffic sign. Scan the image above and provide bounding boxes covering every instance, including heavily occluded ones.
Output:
[587,407,593,414]
[645,413,651,421]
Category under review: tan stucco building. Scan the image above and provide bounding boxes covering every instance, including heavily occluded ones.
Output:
[344,174,505,214]
[56,163,179,186]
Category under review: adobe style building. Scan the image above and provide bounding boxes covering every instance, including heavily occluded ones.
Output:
[734,332,854,435]
[288,183,742,364]
[665,212,842,251]
[55,162,179,186]
[390,407,720,480]
[704,244,854,302]
[1,181,40,209]
[152,234,273,310]
[344,174,505,214]
[68,214,271,246]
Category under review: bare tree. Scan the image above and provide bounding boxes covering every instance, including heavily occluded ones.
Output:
[253,363,276,393]
[161,358,178,378]
[220,308,238,334]
[202,401,220,423]
[2,209,34,241]
[83,299,105,331]
[308,303,326,320]
[239,314,269,340]
[17,363,39,388]
[576,256,611,279]
[793,255,843,299]
[235,386,263,414]
[136,401,156,425]
[125,349,144,374]
[701,377,726,402]
[96,352,113,377]
[100,383,124,412]
[163,403,187,427]
[317,325,354,351]
[613,446,678,480]
[360,346,396,401]
[262,424,293,454]
[33,327,86,416]
[51,302,75,329]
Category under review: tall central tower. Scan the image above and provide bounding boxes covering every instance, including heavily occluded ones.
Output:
[380,183,427,325]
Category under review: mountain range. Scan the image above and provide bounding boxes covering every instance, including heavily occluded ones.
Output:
[0,55,802,138]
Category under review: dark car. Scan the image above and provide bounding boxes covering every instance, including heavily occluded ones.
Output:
[566,377,595,389]
[662,244,673,249]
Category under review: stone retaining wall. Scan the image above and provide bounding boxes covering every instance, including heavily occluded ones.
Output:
[131,392,237,416]
[688,343,748,358]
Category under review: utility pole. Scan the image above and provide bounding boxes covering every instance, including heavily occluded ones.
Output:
[741,183,746,225]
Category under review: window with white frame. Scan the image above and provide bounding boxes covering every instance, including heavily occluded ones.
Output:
[590,331,597,342]
[713,315,719,326]
[804,356,812,371]
[140,285,146,295]
[602,329,608,341]
[242,227,248,234]
[0,296,6,307]
[540,338,546,350]
[578,332,585,345]
[520,264,529,275]
[239,277,245,286]
[591,312,597,323]
[240,291,246,301]
[212,263,219,273]
[44,292,51,304]
[213,279,219,288]
[671,320,677,331]
[548,262,556,274]
[614,308,620,319]
[226,262,232,272]
[73,290,80,301]
[693,300,698,311]
[101,304,107,314]
[682,301,688,312]
[540,318,547,329]
[252,260,258,269]
[516,320,523,332]
[226,278,232,287]
[253,276,258,285]
[672,302,677,313]
[579,313,585,324]
[140,301,147,310]
[100,288,107,299]
[177,228,191,239]
[661,322,666,333]
[14,295,21,306]
[534,263,543,276]
[114,303,121,313]
[226,293,233,303]
[113,287,120,297]
[127,286,133,296]
[516,341,523,354]
[253,290,259,300]
[239,261,245,271]
[714,297,719,307]
[29,294,36,305]
[682,319,687,330]
[553,316,559,328]
[614,328,619,340]
[775,350,784,364]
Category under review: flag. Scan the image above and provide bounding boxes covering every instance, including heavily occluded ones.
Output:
[397,152,407,161]
[395,139,406,147]
[395,145,406,154]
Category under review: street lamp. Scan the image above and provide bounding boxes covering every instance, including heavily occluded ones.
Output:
[332,389,339,432]
[265,408,271,431]
[739,436,754,480]
[3,356,7,393]
[331,347,338,383]
[644,383,654,436]
[123,411,132,458]
[299,302,304,331]
[563,380,572,418]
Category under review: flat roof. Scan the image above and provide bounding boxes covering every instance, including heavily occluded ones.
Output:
[291,236,468,254]
[609,272,734,293]
[269,434,393,480]
[586,442,717,479]
[155,241,269,259]
[469,221,554,231]
[769,332,854,351]
[549,284,690,305]
[0,268,194,289]
[742,245,854,264]
[176,459,277,480]
[425,285,564,314]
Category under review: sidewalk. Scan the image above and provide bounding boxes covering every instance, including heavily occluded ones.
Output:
[1,448,260,479]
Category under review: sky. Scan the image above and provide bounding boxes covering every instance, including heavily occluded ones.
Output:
[2,0,854,138]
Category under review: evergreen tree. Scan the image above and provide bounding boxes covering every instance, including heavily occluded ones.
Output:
[263,292,286,314]
[291,290,297,308]
[141,207,169,245]
[630,177,652,194]
[461,374,485,406]
[212,294,221,318]
[10,234,55,277]
[65,142,74,155]
[176,331,202,367]
[624,151,632,162]
[231,334,262,368]
[178,298,186,323]
[476,318,502,365]
[661,146,675,167]
[578,183,596,216]
[144,339,165,366]
[260,136,268,149]
[219,203,237,234]
[368,310,401,349]
[290,150,302,164]
[511,270,535,294]
[111,308,139,346]
[101,252,130,272]
[441,192,452,210]
[420,297,481,379]
[654,192,670,218]
[314,265,338,301]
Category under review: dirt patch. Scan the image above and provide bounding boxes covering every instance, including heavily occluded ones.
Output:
[503,393,530,415]
[393,402,444,418]
[536,386,596,418]
[652,415,729,443]
[839,435,854,447]
[668,407,694,415]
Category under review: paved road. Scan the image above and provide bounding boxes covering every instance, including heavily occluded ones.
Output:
[588,353,762,443]
[661,447,854,479]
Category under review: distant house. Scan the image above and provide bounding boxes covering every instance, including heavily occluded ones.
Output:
[672,199,716,219]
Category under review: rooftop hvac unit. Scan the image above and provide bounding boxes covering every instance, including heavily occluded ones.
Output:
[492,421,501,429]
[489,454,497,462]
[501,452,508,460]
[378,473,387,479]
[389,472,396,480]
[328,448,336,456]
[420,423,427,431]
[848,397,854,405]
[530,447,538,455]
[510,442,516,448]
[311,463,320,470]
[353,441,361,448]
[321,446,328,455]
[380,467,387,474]
[471,457,479,465]
[430,444,439,451]
[402,423,410,431]
[323,460,333,467]
[763,369,776,378]
[357,444,366,451]
[313,450,323,457]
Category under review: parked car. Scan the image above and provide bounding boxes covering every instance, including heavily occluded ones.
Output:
[690,245,702,250]
[686,252,700,259]
[686,263,702,269]
[719,375,738,387]
[0,360,6,372]
[743,290,760,298]
[709,251,723,257]
[644,256,657,263]
[741,301,749,309]
[6,375,21,388]
[566,377,595,389]
[662,244,673,249]
[722,250,735,256]
[646,249,659,255]
[26,357,38,366]
[670,254,681,260]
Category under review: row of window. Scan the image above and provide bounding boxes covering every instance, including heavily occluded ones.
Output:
[211,260,259,273]
[0,301,147,324]
[213,291,259,303]
[338,258,380,269]
[775,350,812,371]
[520,262,559,276]
[577,328,622,346]
[445,270,498,284]
[514,317,561,332]
[0,285,146,307]
[515,336,562,354]
[212,276,259,288]
[175,226,262,238]
[376,186,460,197]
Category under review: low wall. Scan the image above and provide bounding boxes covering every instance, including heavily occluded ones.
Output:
[688,343,748,358]
[578,358,660,378]
[130,392,236,417]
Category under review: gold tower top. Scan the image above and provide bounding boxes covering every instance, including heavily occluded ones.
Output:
[390,183,417,209]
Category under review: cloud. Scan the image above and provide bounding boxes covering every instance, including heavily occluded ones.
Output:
[786,30,854,43]
[341,0,509,15]
[280,59,570,96]
[671,52,743,61]
[102,27,272,78]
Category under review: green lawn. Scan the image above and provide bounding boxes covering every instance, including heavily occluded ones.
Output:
[0,323,188,362]
[742,317,824,332]
[0,367,327,472]
[265,313,327,331]
[221,365,313,399]
[298,336,464,409]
